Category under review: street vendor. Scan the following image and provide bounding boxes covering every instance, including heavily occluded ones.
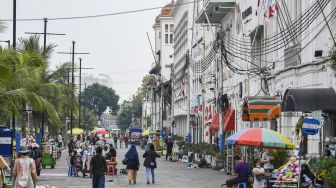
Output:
[261,148,274,173]
[225,155,249,187]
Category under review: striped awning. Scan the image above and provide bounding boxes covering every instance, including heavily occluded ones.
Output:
[242,96,281,121]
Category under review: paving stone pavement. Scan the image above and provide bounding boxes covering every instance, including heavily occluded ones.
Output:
[38,145,230,188]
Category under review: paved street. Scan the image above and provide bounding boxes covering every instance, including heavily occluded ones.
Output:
[38,145,229,188]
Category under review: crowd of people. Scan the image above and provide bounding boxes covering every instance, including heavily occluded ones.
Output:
[63,132,165,188]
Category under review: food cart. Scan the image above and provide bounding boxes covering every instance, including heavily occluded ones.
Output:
[41,144,56,169]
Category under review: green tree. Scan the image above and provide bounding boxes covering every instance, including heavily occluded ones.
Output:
[116,74,154,130]
[82,83,120,119]
[116,100,133,131]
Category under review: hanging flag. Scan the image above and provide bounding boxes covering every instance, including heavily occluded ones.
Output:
[264,0,280,18]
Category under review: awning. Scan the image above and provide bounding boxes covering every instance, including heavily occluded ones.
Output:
[282,88,336,112]
[209,104,235,131]
[242,96,281,121]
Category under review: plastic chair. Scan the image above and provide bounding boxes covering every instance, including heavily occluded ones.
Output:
[107,157,117,176]
[237,182,247,188]
[68,166,77,176]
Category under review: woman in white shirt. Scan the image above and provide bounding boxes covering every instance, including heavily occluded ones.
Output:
[253,159,266,188]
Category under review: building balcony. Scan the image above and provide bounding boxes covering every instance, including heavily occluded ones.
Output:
[195,0,236,24]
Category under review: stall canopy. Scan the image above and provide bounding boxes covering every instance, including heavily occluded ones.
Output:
[281,88,336,112]
[209,104,235,131]
[242,96,281,121]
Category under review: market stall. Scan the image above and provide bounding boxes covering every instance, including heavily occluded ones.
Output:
[226,128,296,187]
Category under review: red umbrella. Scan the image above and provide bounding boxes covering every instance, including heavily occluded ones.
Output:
[96,129,109,134]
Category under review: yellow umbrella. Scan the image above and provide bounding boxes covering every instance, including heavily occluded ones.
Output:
[143,130,156,136]
[67,128,84,135]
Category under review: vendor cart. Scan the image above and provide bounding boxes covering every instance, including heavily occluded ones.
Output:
[41,144,57,169]
[41,154,56,169]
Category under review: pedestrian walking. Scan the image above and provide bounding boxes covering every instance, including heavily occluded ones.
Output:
[113,136,118,149]
[252,159,265,188]
[13,145,38,188]
[125,145,140,185]
[124,135,129,149]
[165,138,173,161]
[90,146,107,188]
[143,143,160,184]
[119,136,123,148]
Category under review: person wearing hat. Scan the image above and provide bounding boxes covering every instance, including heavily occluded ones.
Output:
[13,145,38,188]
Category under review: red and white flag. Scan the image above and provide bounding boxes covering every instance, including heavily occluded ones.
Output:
[264,0,280,18]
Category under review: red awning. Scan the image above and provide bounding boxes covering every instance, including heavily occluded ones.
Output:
[209,104,235,131]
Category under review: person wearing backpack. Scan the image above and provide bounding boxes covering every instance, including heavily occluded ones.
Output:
[252,159,265,188]
[143,143,160,184]
[13,146,38,188]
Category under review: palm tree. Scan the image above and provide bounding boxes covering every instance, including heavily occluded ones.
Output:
[18,35,77,137]
[0,48,61,126]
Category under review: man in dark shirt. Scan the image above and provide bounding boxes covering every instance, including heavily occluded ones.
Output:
[165,138,174,161]
[90,146,107,188]
[225,155,249,187]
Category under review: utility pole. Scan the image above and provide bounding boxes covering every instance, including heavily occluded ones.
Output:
[78,58,94,129]
[79,58,82,129]
[25,18,66,143]
[13,0,16,49]
[58,43,90,139]
[218,32,224,154]
[165,64,174,137]
[84,83,87,134]
[186,50,191,143]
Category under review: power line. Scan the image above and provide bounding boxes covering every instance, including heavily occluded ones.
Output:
[0,0,200,22]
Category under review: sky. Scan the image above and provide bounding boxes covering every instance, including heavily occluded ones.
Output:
[0,0,170,101]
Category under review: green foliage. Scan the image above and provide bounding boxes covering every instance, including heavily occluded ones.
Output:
[271,150,289,169]
[330,47,336,69]
[116,74,154,130]
[116,100,133,131]
[82,83,120,118]
[184,143,219,157]
[314,158,336,187]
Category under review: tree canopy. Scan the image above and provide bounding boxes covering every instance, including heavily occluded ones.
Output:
[82,83,120,119]
[117,74,154,130]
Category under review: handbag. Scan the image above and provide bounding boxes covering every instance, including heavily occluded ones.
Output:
[122,158,128,165]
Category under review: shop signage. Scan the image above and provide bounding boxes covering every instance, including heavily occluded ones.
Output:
[242,6,252,20]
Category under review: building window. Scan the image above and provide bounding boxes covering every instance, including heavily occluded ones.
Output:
[170,34,173,44]
[170,24,174,32]
[165,34,169,44]
[165,24,168,32]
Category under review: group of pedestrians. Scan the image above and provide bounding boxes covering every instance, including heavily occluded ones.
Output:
[124,143,160,185]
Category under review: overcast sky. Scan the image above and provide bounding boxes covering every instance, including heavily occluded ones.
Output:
[0,0,170,101]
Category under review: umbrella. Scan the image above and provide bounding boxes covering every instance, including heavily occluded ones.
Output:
[96,129,109,135]
[143,130,156,136]
[226,128,295,149]
[91,128,105,133]
[67,128,84,135]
